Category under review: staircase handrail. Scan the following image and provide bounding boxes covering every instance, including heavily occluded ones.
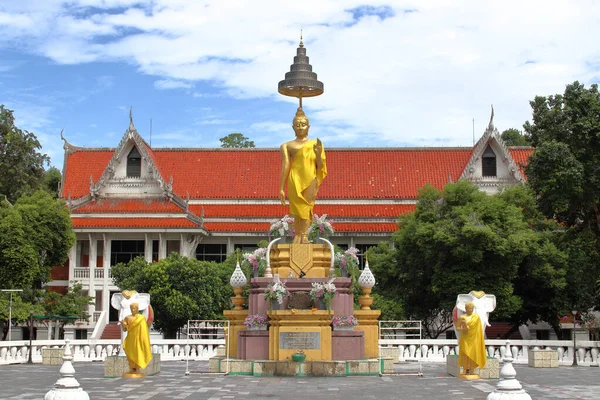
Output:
[90,310,108,339]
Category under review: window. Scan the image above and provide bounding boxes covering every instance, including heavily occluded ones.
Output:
[482,145,497,177]
[536,330,550,340]
[234,243,258,253]
[75,329,88,340]
[355,244,376,269]
[196,244,227,262]
[127,147,141,177]
[110,240,145,265]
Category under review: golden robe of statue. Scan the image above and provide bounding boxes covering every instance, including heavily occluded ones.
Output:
[456,302,487,375]
[121,302,152,377]
[279,107,327,244]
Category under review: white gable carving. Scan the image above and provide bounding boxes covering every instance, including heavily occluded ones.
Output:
[460,107,525,194]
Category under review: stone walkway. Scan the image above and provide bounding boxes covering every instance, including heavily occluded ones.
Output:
[1,361,599,399]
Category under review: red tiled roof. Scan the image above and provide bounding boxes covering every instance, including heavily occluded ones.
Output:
[75,199,183,213]
[192,204,415,218]
[62,148,474,200]
[509,148,534,178]
[203,222,397,233]
[72,217,198,228]
[62,151,113,198]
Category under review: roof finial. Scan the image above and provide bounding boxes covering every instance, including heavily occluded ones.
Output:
[129,106,134,131]
[299,29,304,48]
[488,104,495,130]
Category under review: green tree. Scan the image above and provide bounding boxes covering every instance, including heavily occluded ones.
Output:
[44,167,62,199]
[0,105,50,203]
[501,128,531,146]
[0,190,75,289]
[219,133,255,148]
[112,253,235,338]
[384,181,568,338]
[44,284,94,320]
[366,242,404,320]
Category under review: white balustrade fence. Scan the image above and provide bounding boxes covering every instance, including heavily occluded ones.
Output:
[378,338,600,366]
[2,338,599,366]
[0,338,224,365]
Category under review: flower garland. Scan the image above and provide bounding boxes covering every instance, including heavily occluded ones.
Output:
[264,280,289,305]
[269,215,296,240]
[331,315,358,328]
[307,214,334,242]
[242,247,268,275]
[244,314,268,328]
[309,278,337,309]
[334,247,360,271]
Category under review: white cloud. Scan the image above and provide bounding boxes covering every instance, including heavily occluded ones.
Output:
[1,0,599,147]
[153,79,193,90]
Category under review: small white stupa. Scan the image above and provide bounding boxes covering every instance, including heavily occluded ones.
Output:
[487,340,532,400]
[45,339,90,400]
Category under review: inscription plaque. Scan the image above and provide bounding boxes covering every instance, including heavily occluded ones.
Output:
[279,332,320,350]
[288,291,312,309]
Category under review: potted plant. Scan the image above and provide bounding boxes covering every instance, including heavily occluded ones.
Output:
[264,280,289,310]
[244,314,269,331]
[242,247,268,278]
[334,247,360,278]
[269,215,296,242]
[307,214,334,243]
[291,349,306,362]
[310,279,337,311]
[331,315,358,331]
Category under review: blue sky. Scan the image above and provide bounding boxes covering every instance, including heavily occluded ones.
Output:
[1,0,599,168]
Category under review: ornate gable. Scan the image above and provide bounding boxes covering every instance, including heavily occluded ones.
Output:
[460,106,525,194]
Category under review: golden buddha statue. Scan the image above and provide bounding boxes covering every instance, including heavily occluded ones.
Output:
[279,107,327,244]
[456,302,487,379]
[121,302,152,378]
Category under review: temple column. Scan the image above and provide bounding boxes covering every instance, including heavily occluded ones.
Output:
[87,234,96,316]
[102,234,111,325]
[227,237,234,255]
[144,234,153,263]
[68,244,77,288]
[158,233,167,260]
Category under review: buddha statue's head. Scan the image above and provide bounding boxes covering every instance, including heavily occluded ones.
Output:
[465,302,475,315]
[130,302,139,315]
[292,107,310,139]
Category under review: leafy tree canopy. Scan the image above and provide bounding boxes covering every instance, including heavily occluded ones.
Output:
[0,190,75,289]
[112,253,235,338]
[501,128,531,146]
[0,105,50,203]
[524,81,600,235]
[219,133,255,148]
[382,181,569,338]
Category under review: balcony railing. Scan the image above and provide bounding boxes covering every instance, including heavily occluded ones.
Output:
[73,268,112,281]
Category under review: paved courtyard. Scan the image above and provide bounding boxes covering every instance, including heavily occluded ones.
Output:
[1,361,599,399]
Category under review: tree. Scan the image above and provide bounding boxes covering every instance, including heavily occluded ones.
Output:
[524,81,600,235]
[112,253,235,338]
[0,105,50,203]
[524,81,600,317]
[501,128,531,146]
[383,181,568,338]
[44,167,62,199]
[366,242,404,320]
[219,133,255,148]
[0,190,75,289]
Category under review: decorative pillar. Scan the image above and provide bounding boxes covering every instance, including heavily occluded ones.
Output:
[223,258,248,358]
[87,234,96,316]
[158,233,167,260]
[44,340,90,400]
[355,257,380,358]
[102,234,111,325]
[68,244,77,289]
[144,234,153,263]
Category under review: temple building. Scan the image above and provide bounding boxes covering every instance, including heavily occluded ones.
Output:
[47,114,532,339]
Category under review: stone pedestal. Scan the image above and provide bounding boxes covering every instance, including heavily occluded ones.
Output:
[527,349,558,368]
[332,330,364,360]
[42,348,66,365]
[103,354,161,378]
[238,330,269,360]
[353,309,381,359]
[446,354,499,379]
[270,244,332,278]
[269,310,332,361]
[223,309,248,359]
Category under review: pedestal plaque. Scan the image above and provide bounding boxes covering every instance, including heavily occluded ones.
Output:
[280,332,320,350]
